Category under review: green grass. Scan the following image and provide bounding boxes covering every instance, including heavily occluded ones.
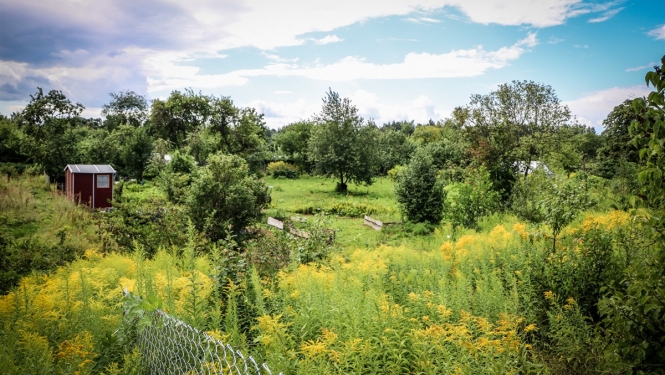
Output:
[265,176,403,247]
[120,180,166,203]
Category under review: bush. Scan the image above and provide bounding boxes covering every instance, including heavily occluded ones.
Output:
[394,151,445,224]
[386,165,404,181]
[187,153,271,241]
[294,201,383,218]
[267,161,299,179]
[445,167,499,232]
[510,169,551,224]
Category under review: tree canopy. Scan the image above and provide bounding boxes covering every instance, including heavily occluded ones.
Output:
[308,89,380,192]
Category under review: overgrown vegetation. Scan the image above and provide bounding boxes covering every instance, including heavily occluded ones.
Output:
[1,57,665,374]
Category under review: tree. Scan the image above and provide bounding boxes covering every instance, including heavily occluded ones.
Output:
[275,121,314,172]
[538,174,592,252]
[465,81,573,199]
[101,90,148,130]
[377,129,415,174]
[594,100,642,178]
[308,89,379,192]
[187,153,271,241]
[117,125,153,180]
[207,96,270,172]
[150,89,211,148]
[599,56,665,370]
[0,115,27,164]
[445,167,500,234]
[394,150,445,224]
[17,88,84,178]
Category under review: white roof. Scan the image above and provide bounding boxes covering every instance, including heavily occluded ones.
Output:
[64,164,116,174]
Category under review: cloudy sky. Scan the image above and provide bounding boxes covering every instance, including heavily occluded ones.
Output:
[1,0,663,131]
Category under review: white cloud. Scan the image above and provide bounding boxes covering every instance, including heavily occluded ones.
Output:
[406,16,441,23]
[311,35,343,45]
[648,25,665,40]
[588,7,623,23]
[547,37,565,44]
[563,85,651,130]
[274,90,293,94]
[262,52,299,63]
[244,98,319,128]
[146,33,539,93]
[349,89,447,124]
[626,62,657,72]
[244,89,451,129]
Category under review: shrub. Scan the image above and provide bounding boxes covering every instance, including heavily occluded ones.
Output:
[386,165,404,181]
[445,167,500,233]
[294,201,385,218]
[267,161,299,179]
[394,151,445,224]
[187,153,271,241]
[510,169,550,224]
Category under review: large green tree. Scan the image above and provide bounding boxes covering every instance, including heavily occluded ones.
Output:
[101,90,148,130]
[465,81,573,198]
[17,88,84,178]
[150,89,211,148]
[594,100,642,178]
[308,89,380,192]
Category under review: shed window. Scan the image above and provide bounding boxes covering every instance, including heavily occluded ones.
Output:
[97,175,110,188]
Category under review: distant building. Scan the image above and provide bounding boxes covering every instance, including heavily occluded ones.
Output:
[64,164,116,209]
[515,161,553,176]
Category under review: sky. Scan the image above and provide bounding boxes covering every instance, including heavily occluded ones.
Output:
[0,0,664,132]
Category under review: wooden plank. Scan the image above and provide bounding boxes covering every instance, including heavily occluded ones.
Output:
[363,215,383,231]
[364,219,382,231]
[267,217,284,230]
[364,215,383,227]
[289,227,310,239]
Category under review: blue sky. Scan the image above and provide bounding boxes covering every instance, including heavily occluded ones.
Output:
[0,0,663,131]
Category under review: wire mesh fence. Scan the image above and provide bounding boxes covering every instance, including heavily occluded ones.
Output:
[124,291,281,375]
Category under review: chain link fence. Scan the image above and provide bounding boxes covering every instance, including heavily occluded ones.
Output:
[124,291,281,375]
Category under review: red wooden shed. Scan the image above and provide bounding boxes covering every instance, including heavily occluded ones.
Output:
[64,164,116,209]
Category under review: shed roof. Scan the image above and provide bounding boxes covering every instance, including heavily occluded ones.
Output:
[64,164,116,174]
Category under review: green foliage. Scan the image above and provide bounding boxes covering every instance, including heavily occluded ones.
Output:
[597,56,665,372]
[595,100,641,178]
[275,121,314,172]
[100,196,190,255]
[187,153,271,241]
[0,175,99,292]
[309,89,380,193]
[115,125,154,180]
[394,150,445,224]
[539,174,593,251]
[386,165,404,181]
[510,169,551,224]
[267,161,299,179]
[101,90,148,130]
[445,167,500,232]
[465,80,574,200]
[16,88,85,178]
[294,201,383,218]
[0,116,27,164]
[631,56,665,209]
[160,150,197,204]
[377,129,415,174]
[149,89,210,148]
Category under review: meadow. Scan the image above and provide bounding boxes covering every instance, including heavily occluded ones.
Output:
[1,172,651,374]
